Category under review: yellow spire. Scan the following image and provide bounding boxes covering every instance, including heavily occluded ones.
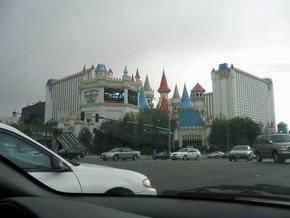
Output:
[172,84,180,99]
[144,75,152,91]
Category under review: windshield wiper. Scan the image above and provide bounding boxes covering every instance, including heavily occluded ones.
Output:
[163,184,290,199]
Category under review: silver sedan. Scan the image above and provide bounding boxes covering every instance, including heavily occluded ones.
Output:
[100,147,141,161]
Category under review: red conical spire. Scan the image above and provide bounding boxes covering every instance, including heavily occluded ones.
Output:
[131,74,134,81]
[211,68,216,72]
[108,68,113,73]
[160,96,170,112]
[90,64,95,70]
[135,69,140,80]
[158,69,170,92]
[192,83,205,91]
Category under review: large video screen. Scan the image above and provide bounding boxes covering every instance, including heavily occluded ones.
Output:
[128,90,138,105]
[104,88,124,103]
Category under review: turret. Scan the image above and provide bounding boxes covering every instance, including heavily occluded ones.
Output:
[190,83,205,114]
[171,84,181,116]
[144,75,154,107]
[157,69,171,107]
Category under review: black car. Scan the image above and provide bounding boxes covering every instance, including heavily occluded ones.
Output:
[152,151,171,160]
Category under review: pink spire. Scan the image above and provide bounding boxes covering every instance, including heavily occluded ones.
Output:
[90,64,95,70]
[158,69,170,92]
[131,74,134,81]
[211,68,216,72]
[108,68,113,73]
[230,64,234,69]
[160,96,170,112]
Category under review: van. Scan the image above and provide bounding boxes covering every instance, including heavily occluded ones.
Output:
[254,134,290,163]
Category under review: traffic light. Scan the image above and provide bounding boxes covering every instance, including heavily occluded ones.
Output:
[95,113,99,122]
[80,112,85,121]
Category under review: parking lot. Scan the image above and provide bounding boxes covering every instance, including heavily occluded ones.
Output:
[79,157,290,194]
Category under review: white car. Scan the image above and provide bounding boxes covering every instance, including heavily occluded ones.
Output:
[229,145,254,162]
[171,148,201,160]
[0,123,156,195]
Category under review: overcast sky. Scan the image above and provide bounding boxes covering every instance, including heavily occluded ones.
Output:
[1,0,290,126]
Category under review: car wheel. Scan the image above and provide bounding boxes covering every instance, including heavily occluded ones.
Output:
[102,158,107,161]
[229,157,232,162]
[256,153,263,163]
[195,155,200,161]
[273,152,279,163]
[113,154,119,161]
[132,155,138,161]
[183,155,187,161]
[153,156,157,160]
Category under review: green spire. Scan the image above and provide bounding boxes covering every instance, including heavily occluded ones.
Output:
[172,84,180,99]
[144,75,152,91]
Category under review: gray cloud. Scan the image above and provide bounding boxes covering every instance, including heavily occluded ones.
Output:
[1,0,290,124]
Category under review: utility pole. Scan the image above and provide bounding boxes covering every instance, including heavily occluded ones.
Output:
[168,113,171,152]
[227,123,230,151]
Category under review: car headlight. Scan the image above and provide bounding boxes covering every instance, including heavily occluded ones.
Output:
[280,146,288,151]
[142,178,152,188]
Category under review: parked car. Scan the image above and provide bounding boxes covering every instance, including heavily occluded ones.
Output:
[207,151,225,159]
[229,145,254,161]
[171,148,201,160]
[152,151,171,160]
[0,124,156,195]
[100,147,141,161]
[254,134,290,163]
[223,151,230,158]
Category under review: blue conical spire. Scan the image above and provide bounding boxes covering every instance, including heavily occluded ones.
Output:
[139,87,149,108]
[123,66,128,74]
[179,84,193,108]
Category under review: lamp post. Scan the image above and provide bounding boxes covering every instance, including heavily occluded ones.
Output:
[168,113,171,152]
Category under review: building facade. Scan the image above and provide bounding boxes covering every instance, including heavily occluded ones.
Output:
[21,101,45,124]
[212,63,276,131]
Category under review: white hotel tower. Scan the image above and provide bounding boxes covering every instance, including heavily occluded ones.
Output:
[212,63,276,132]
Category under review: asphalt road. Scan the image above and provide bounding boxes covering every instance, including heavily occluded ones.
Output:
[78,157,290,194]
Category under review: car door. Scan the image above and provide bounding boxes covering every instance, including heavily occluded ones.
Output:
[188,149,195,159]
[0,130,82,193]
[123,148,133,159]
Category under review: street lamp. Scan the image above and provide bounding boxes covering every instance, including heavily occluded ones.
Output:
[168,113,171,152]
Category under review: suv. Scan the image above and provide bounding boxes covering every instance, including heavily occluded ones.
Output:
[229,145,254,161]
[254,134,290,163]
[171,148,201,161]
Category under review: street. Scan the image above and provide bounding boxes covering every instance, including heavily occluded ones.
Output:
[78,157,290,194]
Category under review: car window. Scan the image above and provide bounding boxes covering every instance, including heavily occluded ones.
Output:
[271,135,290,142]
[0,132,52,171]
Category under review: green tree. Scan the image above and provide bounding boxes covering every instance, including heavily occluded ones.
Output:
[92,108,176,154]
[78,127,92,148]
[209,117,261,151]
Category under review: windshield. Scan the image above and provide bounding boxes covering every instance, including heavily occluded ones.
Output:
[271,135,290,142]
[2,0,290,202]
[178,148,188,152]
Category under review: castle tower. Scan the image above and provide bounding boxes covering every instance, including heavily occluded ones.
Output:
[171,84,181,116]
[157,69,171,107]
[160,96,170,112]
[190,83,206,115]
[139,87,149,108]
[144,75,154,108]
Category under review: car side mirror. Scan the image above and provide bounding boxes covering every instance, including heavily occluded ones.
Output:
[52,156,67,172]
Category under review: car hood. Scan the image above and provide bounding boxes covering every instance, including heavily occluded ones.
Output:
[72,163,147,193]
